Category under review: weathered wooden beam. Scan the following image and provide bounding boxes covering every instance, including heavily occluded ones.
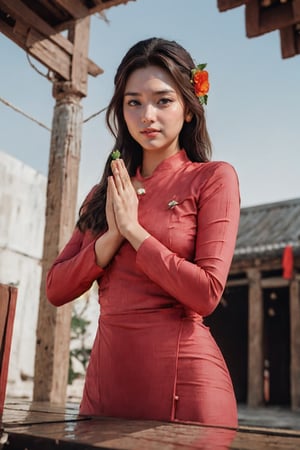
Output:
[280,25,300,58]
[226,276,291,288]
[290,279,300,411]
[0,0,71,47]
[217,0,246,12]
[33,84,83,403]
[0,1,102,83]
[226,278,249,287]
[26,27,71,80]
[68,17,90,96]
[0,284,17,413]
[88,0,135,15]
[246,0,300,37]
[261,277,290,288]
[247,268,264,407]
[54,0,90,19]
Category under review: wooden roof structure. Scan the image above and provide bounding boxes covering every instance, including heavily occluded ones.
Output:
[218,0,300,59]
[234,197,300,259]
[0,0,135,95]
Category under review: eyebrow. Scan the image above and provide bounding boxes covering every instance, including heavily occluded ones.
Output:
[124,89,176,97]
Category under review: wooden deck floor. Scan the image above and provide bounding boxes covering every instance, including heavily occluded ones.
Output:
[1,400,300,449]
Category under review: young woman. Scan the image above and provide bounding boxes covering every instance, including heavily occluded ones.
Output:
[47,37,240,428]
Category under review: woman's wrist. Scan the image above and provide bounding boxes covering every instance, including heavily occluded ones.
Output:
[94,229,123,268]
[123,224,150,251]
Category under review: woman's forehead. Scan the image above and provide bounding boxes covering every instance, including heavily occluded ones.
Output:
[125,65,178,92]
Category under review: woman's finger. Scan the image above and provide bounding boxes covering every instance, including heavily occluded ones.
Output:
[111,159,132,193]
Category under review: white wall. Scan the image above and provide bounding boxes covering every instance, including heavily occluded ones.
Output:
[0,151,46,397]
[0,151,99,400]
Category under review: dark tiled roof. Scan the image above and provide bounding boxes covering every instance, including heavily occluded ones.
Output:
[234,198,300,259]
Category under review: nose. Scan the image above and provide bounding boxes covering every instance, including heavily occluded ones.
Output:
[141,104,155,124]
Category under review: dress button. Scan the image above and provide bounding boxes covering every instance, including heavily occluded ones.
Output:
[174,395,179,401]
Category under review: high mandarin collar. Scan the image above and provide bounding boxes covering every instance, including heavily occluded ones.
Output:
[135,149,189,181]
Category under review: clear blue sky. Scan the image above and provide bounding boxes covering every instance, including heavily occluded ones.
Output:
[0,0,299,207]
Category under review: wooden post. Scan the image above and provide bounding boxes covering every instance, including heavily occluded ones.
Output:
[0,284,17,413]
[290,278,300,411]
[247,268,264,407]
[33,18,90,403]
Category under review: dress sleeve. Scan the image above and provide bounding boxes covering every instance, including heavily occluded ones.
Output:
[135,162,240,316]
[46,188,104,307]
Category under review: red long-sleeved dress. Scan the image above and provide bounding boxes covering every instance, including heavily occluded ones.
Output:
[47,150,240,428]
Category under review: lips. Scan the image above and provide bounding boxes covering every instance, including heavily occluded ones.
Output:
[140,128,160,137]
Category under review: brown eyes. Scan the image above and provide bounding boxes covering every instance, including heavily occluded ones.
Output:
[126,98,173,107]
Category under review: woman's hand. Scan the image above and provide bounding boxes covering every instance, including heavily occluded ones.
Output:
[109,159,139,236]
[110,159,150,249]
[93,173,124,269]
[106,173,123,239]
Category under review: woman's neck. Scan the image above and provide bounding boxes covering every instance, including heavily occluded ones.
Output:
[141,148,180,177]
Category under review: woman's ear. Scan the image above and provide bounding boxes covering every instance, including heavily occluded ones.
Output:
[185,111,193,123]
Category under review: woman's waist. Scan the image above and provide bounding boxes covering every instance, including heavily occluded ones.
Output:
[100,303,202,324]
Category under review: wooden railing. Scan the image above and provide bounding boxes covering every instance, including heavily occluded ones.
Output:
[0,283,17,413]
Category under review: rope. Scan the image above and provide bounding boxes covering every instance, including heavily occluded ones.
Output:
[26,52,54,81]
[0,96,51,131]
[0,96,107,131]
[83,106,107,123]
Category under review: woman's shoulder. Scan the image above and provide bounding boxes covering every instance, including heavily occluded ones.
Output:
[189,160,238,181]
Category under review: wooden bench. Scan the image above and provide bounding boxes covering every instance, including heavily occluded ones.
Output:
[1,400,300,449]
[0,283,17,414]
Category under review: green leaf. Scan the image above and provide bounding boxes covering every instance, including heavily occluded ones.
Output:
[197,63,207,71]
[111,149,121,160]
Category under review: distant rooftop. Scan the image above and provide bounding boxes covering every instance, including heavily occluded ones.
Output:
[234,198,300,259]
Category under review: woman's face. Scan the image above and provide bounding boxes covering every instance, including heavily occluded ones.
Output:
[123,65,189,158]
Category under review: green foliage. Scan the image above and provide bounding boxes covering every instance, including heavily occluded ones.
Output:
[68,306,91,385]
[111,149,121,160]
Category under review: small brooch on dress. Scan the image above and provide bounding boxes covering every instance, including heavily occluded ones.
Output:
[168,200,179,209]
[136,188,146,196]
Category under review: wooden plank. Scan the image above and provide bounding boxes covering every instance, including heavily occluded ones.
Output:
[290,279,300,411]
[0,18,69,79]
[245,0,260,37]
[0,0,73,49]
[0,1,102,81]
[293,0,300,17]
[246,0,300,37]
[25,26,71,80]
[280,25,300,59]
[27,26,103,79]
[68,17,90,96]
[247,268,264,407]
[227,277,290,288]
[0,286,9,348]
[217,0,246,12]
[227,278,249,287]
[230,256,284,274]
[2,402,300,450]
[54,0,89,19]
[261,277,290,288]
[87,0,136,16]
[0,284,17,413]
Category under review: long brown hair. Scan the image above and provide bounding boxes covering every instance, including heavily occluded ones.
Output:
[77,37,212,234]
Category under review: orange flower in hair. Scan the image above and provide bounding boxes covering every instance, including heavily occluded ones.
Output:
[191,64,209,105]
